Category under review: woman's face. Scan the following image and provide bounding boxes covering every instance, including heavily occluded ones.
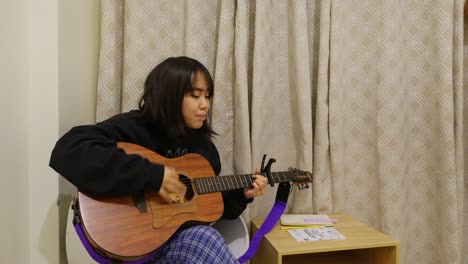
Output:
[182,71,210,129]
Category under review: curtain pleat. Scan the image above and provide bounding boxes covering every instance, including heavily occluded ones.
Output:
[96,0,124,121]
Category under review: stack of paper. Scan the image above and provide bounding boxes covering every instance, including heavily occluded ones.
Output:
[280,214,345,242]
[280,214,336,230]
[288,227,346,242]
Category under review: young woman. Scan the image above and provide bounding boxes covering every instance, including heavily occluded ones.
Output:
[50,56,267,263]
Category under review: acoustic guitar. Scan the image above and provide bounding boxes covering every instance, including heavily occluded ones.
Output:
[74,142,312,262]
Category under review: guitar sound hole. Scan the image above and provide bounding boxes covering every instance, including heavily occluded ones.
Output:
[179,174,194,201]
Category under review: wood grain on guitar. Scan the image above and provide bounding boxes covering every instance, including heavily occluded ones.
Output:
[75,142,312,262]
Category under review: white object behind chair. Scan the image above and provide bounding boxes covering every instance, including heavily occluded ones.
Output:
[65,205,249,263]
[211,216,250,259]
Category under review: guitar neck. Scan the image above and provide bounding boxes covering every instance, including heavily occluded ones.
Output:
[194,171,292,194]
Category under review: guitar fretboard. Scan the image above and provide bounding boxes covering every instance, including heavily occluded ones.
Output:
[193,171,294,194]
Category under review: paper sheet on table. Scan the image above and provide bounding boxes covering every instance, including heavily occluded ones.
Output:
[287,227,346,242]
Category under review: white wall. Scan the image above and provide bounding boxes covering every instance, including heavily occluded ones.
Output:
[0,0,30,263]
[58,0,99,134]
[28,1,62,263]
[58,0,99,263]
[0,0,99,263]
[1,0,60,263]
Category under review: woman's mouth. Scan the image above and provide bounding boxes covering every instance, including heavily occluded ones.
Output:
[196,115,206,121]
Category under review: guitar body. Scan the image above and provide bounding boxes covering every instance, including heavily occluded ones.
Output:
[77,142,223,261]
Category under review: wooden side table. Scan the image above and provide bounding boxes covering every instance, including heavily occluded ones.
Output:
[251,214,399,264]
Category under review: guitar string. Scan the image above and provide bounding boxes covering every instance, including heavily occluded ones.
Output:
[177,172,308,191]
[175,172,309,197]
[177,171,307,186]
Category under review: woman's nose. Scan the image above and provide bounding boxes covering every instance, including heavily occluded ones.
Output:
[200,97,209,109]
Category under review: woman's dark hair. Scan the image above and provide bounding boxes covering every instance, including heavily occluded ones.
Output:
[139,56,216,139]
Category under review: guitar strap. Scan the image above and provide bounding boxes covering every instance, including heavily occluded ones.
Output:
[237,181,290,264]
[237,155,291,263]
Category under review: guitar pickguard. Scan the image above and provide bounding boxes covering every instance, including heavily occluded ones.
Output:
[148,191,198,228]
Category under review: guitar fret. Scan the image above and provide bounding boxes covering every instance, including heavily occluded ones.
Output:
[229,176,234,190]
[218,178,223,191]
[222,178,227,191]
[194,179,199,193]
[211,177,217,192]
[279,171,286,182]
[216,178,219,192]
[195,179,201,194]
[220,178,225,191]
[208,177,214,192]
[213,177,219,192]
[231,177,239,189]
[271,173,277,184]
[239,175,244,187]
[198,178,204,193]
[214,177,219,191]
[216,178,222,191]
[233,176,238,189]
[217,177,222,191]
[265,171,294,185]
[228,177,233,190]
[203,178,208,193]
[275,172,282,183]
[203,178,209,193]
[233,175,239,189]
[283,171,289,182]
[227,177,231,190]
[201,178,207,193]
[284,171,289,182]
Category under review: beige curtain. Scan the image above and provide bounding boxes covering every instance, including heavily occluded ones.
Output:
[96,0,466,263]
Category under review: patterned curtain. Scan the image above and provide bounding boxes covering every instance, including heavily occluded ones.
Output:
[96,0,466,263]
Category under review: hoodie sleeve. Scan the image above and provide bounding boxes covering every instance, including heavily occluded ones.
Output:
[221,190,253,220]
[49,116,164,196]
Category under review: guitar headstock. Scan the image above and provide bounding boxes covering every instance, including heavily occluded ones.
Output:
[288,167,312,190]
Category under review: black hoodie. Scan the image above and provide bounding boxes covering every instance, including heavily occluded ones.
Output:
[49,110,252,219]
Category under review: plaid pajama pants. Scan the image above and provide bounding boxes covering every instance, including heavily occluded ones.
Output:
[149,225,239,264]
